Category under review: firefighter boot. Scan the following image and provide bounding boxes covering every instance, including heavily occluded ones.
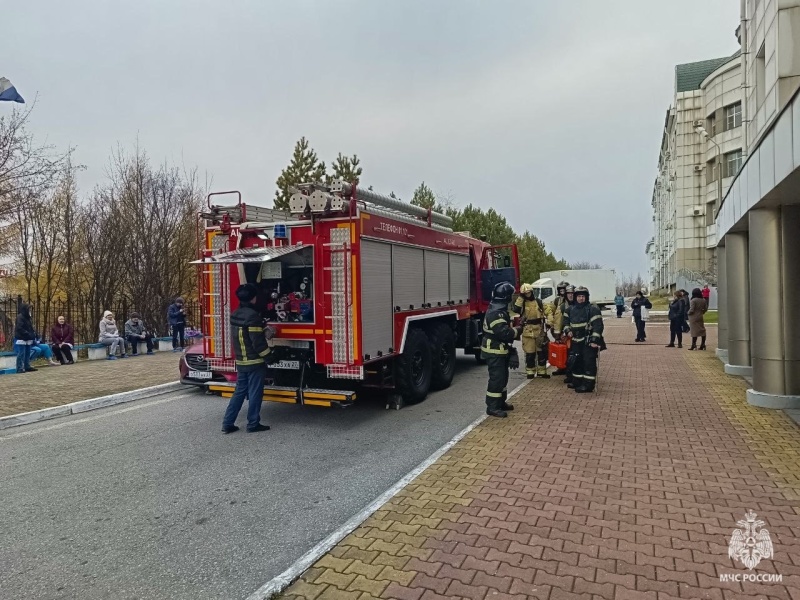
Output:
[501,388,513,411]
[524,352,536,379]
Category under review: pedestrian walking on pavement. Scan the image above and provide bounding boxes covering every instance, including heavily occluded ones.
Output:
[666,292,686,348]
[631,291,652,342]
[221,284,274,434]
[679,289,691,334]
[688,288,708,350]
[480,282,522,418]
[614,291,625,318]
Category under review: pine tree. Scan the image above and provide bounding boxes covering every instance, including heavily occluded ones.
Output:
[274,137,327,210]
[410,182,437,210]
[329,153,362,185]
[516,231,568,284]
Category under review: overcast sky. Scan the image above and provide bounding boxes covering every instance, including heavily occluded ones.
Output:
[4,0,740,278]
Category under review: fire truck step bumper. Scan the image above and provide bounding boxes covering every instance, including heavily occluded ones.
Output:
[206,382,356,408]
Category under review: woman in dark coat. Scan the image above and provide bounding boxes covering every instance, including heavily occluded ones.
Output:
[14,303,36,373]
[688,288,708,350]
[631,291,652,342]
[666,291,686,348]
[51,315,75,364]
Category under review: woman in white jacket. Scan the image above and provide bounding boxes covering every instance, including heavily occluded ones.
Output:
[99,311,127,359]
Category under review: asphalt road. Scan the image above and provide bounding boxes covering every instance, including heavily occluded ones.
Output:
[0,352,527,600]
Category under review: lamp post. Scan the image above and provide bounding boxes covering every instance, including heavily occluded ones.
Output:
[694,126,723,219]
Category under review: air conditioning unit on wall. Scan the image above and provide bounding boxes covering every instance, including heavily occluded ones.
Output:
[694,165,704,173]
[692,206,704,216]
[693,120,704,127]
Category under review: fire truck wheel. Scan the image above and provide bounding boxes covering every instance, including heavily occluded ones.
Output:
[427,322,456,390]
[396,327,432,404]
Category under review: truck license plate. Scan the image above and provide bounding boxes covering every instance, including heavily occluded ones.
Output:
[271,360,300,370]
[189,370,212,379]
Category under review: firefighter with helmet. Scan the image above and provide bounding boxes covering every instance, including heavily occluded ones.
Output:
[480,281,523,418]
[548,281,570,342]
[551,283,574,377]
[563,285,605,393]
[512,283,550,379]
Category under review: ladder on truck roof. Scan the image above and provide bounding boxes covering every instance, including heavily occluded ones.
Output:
[203,191,293,225]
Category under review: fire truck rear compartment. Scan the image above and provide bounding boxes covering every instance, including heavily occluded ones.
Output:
[237,245,315,324]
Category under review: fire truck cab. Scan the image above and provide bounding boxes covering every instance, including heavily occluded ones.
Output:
[180,182,519,409]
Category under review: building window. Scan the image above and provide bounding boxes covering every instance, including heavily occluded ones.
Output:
[724,149,743,177]
[725,102,742,130]
[706,158,719,185]
[708,113,717,136]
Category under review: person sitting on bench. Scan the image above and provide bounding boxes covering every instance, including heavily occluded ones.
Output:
[125,312,154,355]
[51,315,75,365]
[99,311,127,359]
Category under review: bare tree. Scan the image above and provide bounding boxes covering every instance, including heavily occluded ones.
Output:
[0,103,72,225]
[105,145,203,333]
[570,261,604,269]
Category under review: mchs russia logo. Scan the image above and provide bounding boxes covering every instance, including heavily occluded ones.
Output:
[719,510,782,584]
[729,510,774,569]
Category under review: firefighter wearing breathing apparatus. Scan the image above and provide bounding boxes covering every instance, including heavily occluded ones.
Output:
[512,283,550,379]
[563,286,605,393]
[480,282,523,418]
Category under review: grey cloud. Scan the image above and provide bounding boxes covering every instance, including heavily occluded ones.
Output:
[3,0,740,276]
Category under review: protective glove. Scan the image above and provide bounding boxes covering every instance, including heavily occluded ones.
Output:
[264,325,277,341]
[514,326,523,338]
[508,348,520,370]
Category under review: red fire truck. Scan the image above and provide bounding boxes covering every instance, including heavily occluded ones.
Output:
[179,180,519,408]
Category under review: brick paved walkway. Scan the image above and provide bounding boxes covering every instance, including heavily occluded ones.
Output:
[0,350,183,417]
[282,320,800,600]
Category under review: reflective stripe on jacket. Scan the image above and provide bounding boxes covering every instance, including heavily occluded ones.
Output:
[481,302,518,355]
[230,305,271,371]
[511,295,545,337]
[563,302,604,344]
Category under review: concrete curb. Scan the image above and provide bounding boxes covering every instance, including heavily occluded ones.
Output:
[724,363,753,377]
[246,378,531,600]
[747,388,800,410]
[0,381,182,431]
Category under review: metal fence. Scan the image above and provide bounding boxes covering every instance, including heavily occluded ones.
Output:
[0,297,200,351]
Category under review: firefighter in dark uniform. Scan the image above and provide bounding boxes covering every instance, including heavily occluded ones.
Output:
[560,284,578,380]
[221,283,275,433]
[549,281,570,375]
[563,285,605,393]
[481,282,523,418]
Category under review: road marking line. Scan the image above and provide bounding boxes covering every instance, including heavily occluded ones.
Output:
[245,378,531,600]
[0,393,193,440]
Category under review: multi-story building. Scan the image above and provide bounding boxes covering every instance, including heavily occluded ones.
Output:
[715,0,800,409]
[650,52,743,294]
